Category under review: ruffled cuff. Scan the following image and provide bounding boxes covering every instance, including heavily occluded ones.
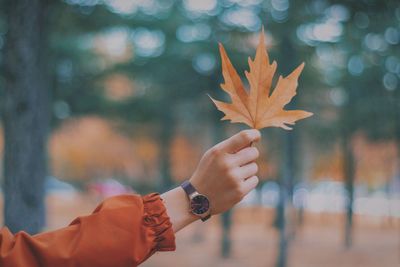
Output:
[142,193,176,252]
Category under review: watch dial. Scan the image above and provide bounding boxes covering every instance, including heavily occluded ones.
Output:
[191,195,210,215]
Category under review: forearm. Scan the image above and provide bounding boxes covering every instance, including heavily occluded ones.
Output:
[0,194,176,267]
[161,187,198,233]
[0,129,260,267]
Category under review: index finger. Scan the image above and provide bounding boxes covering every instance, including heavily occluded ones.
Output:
[218,129,261,153]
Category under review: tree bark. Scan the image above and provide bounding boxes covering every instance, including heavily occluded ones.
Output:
[340,85,356,248]
[2,0,50,234]
[275,33,299,267]
[276,131,295,267]
[207,72,233,258]
[221,210,232,258]
[342,128,355,248]
[394,91,400,188]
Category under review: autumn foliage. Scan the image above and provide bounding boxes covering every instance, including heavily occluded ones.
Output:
[49,117,149,182]
[210,28,313,130]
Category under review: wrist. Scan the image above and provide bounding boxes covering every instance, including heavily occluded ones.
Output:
[180,180,211,222]
[177,186,199,221]
[161,187,198,233]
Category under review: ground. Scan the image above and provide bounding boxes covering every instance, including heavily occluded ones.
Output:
[142,208,399,267]
[1,193,399,267]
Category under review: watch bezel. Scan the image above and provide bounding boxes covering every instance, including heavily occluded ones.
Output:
[189,193,210,216]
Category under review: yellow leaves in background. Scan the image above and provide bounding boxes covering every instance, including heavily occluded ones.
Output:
[103,74,135,101]
[312,133,397,186]
[49,117,143,182]
[170,135,202,182]
[48,117,201,184]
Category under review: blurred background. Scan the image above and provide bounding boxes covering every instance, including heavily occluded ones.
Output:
[0,0,399,266]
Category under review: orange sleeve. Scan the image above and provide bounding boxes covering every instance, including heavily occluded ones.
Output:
[0,193,176,267]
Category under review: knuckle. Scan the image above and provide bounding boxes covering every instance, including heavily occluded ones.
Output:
[235,195,243,203]
[235,189,245,202]
[240,187,245,196]
[234,186,243,199]
[240,130,252,142]
[251,163,259,174]
[208,146,221,157]
[219,159,232,171]
[251,147,260,158]
[226,169,237,180]
[231,179,241,191]
[251,176,260,188]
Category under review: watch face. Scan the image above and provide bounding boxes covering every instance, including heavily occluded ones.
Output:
[190,194,210,215]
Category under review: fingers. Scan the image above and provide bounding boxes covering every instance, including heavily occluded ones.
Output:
[241,176,259,195]
[233,162,258,180]
[218,129,261,153]
[229,146,259,166]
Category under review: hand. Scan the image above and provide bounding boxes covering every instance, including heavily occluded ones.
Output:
[189,129,261,215]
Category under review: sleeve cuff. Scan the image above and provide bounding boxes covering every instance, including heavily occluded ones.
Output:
[142,193,176,252]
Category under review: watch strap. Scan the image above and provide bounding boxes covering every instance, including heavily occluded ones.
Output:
[181,181,211,222]
[201,214,211,222]
[181,180,196,196]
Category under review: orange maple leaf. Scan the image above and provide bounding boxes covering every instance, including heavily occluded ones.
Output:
[210,28,313,130]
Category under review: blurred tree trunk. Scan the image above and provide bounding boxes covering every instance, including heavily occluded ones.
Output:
[2,0,50,234]
[392,93,400,228]
[394,90,400,187]
[275,181,287,267]
[221,210,232,258]
[275,34,299,267]
[210,94,233,258]
[276,131,296,267]
[342,127,355,248]
[220,119,231,258]
[340,85,356,248]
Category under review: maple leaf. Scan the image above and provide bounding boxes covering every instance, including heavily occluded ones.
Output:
[209,28,313,130]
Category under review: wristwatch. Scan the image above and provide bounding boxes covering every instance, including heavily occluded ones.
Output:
[180,180,211,222]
